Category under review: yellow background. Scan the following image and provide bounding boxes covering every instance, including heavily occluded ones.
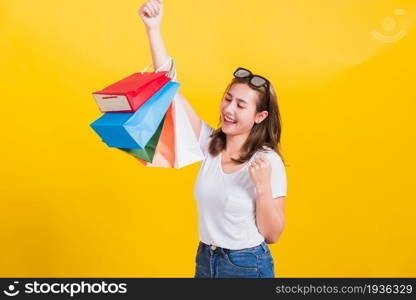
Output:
[1,0,415,277]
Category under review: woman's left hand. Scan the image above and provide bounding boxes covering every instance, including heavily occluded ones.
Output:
[248,155,272,189]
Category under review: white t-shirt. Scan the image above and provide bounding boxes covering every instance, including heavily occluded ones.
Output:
[194,120,287,250]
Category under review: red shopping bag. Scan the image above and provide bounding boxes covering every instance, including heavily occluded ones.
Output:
[92,59,172,113]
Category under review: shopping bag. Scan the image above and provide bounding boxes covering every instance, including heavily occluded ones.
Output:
[92,58,173,113]
[119,114,166,162]
[90,81,180,148]
[125,102,175,167]
[132,92,204,168]
[172,93,204,168]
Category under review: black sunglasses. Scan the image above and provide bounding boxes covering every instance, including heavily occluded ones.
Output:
[233,67,270,106]
[233,67,269,88]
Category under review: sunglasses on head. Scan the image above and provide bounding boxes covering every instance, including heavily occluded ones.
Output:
[233,67,270,90]
[233,67,271,109]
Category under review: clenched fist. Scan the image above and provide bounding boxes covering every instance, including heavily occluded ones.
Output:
[138,0,163,30]
[248,155,272,190]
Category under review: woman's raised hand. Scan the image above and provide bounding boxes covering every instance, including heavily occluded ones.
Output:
[138,0,163,30]
[248,155,272,191]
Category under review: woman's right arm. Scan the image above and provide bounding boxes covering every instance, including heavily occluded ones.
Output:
[138,0,202,138]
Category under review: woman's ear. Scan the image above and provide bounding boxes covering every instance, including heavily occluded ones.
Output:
[254,110,269,124]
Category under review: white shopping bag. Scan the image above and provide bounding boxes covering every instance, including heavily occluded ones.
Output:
[172,93,204,168]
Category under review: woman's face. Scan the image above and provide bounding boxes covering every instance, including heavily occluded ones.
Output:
[220,83,267,136]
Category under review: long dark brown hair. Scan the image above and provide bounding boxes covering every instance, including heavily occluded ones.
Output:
[208,77,286,166]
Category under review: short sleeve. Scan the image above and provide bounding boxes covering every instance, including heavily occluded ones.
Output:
[264,150,287,198]
[198,120,214,158]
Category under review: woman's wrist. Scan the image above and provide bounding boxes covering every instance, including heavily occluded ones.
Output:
[146,26,161,34]
[255,183,272,197]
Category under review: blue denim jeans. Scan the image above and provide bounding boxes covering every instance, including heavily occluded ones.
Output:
[194,241,275,278]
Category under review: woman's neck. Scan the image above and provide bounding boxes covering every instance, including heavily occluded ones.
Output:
[224,132,249,157]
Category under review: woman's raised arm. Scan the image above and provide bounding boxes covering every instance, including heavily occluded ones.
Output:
[138,0,202,138]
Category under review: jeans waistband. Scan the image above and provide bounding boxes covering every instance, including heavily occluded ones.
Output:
[200,240,268,252]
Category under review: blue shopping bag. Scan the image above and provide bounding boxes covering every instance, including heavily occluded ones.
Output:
[90,81,180,148]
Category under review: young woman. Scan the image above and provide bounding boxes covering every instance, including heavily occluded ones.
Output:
[138,0,287,278]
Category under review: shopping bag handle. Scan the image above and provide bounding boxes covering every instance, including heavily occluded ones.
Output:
[140,56,175,78]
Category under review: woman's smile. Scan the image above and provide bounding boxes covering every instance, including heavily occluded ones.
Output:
[222,114,238,127]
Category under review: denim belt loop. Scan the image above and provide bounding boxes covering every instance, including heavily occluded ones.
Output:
[260,241,268,253]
